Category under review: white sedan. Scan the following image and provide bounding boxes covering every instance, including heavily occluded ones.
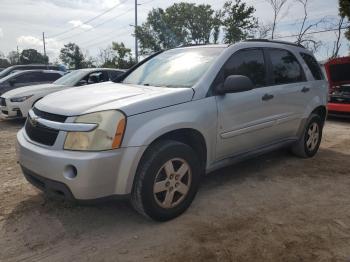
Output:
[0,68,124,119]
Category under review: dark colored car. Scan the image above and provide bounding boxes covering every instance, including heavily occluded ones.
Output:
[0,70,64,95]
[0,64,66,79]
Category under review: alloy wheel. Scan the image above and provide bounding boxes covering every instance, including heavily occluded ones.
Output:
[306,122,319,151]
[153,158,192,209]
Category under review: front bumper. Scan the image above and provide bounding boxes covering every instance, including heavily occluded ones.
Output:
[1,100,24,119]
[328,102,350,114]
[17,129,146,200]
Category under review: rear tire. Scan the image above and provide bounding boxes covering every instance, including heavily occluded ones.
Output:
[291,113,323,158]
[131,140,201,221]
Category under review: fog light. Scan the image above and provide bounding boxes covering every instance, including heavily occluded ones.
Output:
[63,165,77,180]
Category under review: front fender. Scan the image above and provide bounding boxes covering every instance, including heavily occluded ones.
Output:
[122,97,218,165]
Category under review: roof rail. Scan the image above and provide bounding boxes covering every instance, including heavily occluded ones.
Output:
[243,39,306,49]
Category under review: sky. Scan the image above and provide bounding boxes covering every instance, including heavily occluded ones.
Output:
[0,0,348,63]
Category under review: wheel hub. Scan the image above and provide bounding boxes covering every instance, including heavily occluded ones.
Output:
[153,158,192,209]
[306,122,319,151]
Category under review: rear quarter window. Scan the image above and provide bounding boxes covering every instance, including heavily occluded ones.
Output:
[300,53,324,80]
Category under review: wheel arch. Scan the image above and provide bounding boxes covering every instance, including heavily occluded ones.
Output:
[311,105,327,126]
[139,128,207,171]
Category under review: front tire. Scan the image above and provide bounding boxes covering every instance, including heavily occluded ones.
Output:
[131,140,201,221]
[291,113,323,158]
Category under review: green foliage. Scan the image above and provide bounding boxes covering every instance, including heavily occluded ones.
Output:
[99,42,136,69]
[59,43,86,69]
[339,0,350,40]
[219,0,258,43]
[19,49,48,64]
[136,3,221,54]
[112,42,136,69]
[135,1,257,54]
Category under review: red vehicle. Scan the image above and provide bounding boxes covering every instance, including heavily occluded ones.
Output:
[324,56,350,116]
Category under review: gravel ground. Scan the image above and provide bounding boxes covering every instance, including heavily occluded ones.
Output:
[0,118,349,262]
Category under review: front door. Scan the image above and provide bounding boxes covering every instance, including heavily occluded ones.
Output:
[214,48,282,160]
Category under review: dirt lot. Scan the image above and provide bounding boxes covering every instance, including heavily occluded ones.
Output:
[0,118,349,262]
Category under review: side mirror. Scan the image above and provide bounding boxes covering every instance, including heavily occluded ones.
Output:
[218,75,254,94]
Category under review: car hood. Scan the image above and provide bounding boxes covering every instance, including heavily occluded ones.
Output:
[35,82,194,117]
[2,84,65,98]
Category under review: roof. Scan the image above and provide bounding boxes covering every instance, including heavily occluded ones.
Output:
[74,68,125,72]
[243,39,306,49]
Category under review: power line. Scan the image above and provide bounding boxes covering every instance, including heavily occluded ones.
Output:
[81,27,132,49]
[275,26,349,39]
[48,0,129,38]
[57,7,135,42]
[55,0,156,43]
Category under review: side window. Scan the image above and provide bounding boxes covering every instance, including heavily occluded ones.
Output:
[218,49,267,88]
[31,72,46,82]
[101,71,110,82]
[87,72,105,84]
[14,73,33,83]
[300,53,324,80]
[268,49,305,84]
[108,70,123,80]
[43,73,62,81]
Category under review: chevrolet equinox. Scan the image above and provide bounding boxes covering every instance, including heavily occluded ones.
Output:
[17,40,328,221]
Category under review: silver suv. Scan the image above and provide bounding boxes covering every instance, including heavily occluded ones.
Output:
[17,40,328,221]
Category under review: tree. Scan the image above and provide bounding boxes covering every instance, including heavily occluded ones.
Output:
[111,42,136,69]
[136,3,219,54]
[0,52,10,68]
[98,46,115,68]
[98,42,136,69]
[294,0,325,53]
[265,0,288,39]
[82,56,97,68]
[255,23,272,39]
[339,0,350,40]
[59,43,85,69]
[7,51,20,65]
[19,49,48,64]
[219,0,258,43]
[331,17,345,58]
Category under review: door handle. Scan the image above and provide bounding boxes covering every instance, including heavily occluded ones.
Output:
[262,93,274,101]
[301,86,310,93]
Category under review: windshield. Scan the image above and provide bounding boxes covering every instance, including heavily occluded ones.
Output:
[122,47,224,88]
[54,70,87,86]
[0,71,22,83]
[0,66,15,78]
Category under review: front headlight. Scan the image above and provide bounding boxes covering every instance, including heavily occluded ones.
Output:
[64,110,126,151]
[10,95,33,102]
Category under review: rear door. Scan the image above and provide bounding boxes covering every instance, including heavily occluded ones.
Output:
[15,72,55,87]
[264,48,310,137]
[215,48,285,160]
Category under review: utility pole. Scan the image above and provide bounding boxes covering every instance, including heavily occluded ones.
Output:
[135,0,138,63]
[42,32,47,64]
[16,46,20,64]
